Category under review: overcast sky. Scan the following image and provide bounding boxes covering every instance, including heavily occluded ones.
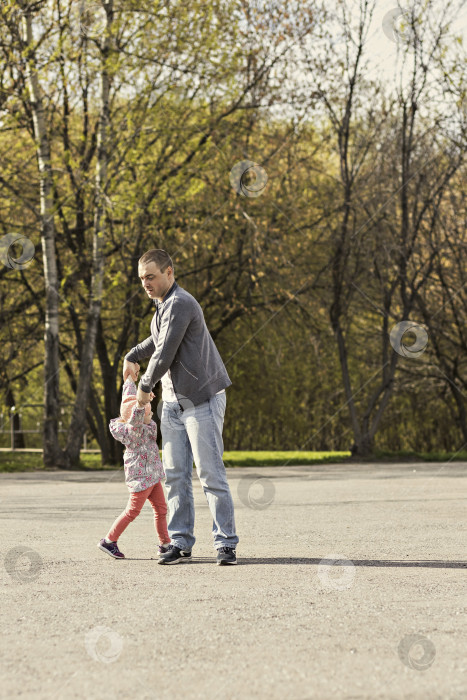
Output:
[359,0,467,82]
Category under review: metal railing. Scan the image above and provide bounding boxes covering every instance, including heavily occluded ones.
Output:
[0,404,95,451]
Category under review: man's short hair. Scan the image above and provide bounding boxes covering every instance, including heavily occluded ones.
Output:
[138,249,174,274]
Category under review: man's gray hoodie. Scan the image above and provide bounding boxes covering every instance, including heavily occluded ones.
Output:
[125,281,231,407]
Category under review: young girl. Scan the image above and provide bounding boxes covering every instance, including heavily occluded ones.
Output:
[98,364,171,559]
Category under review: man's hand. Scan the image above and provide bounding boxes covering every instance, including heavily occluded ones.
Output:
[136,386,152,407]
[123,359,140,382]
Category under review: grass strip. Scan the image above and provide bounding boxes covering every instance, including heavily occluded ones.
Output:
[1,449,466,473]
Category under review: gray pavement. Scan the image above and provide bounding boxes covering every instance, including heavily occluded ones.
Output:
[0,462,466,700]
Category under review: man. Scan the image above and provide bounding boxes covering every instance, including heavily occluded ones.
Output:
[123,249,239,565]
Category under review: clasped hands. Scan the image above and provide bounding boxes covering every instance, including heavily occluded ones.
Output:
[123,359,154,408]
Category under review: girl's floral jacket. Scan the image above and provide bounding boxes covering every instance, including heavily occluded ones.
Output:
[109,381,165,493]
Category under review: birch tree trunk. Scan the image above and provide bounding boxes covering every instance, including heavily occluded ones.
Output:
[22,5,63,467]
[62,0,114,466]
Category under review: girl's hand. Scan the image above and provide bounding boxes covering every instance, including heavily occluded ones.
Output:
[123,360,140,382]
[136,386,151,406]
[138,392,154,409]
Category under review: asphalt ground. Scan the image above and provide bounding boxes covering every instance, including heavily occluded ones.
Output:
[0,461,465,699]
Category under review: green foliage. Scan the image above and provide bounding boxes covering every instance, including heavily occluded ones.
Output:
[0,449,346,472]
[0,0,466,461]
[0,451,113,472]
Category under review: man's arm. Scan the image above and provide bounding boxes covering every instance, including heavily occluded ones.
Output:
[138,297,192,395]
[125,335,155,363]
[124,336,155,383]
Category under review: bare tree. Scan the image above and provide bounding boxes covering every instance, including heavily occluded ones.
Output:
[298,0,465,456]
[62,0,113,466]
[20,0,62,465]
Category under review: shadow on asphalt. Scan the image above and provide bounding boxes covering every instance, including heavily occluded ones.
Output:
[122,557,467,568]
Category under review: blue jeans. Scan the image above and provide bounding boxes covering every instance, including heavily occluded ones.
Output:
[161,392,238,551]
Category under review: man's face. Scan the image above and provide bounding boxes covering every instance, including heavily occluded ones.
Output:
[138,261,173,301]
